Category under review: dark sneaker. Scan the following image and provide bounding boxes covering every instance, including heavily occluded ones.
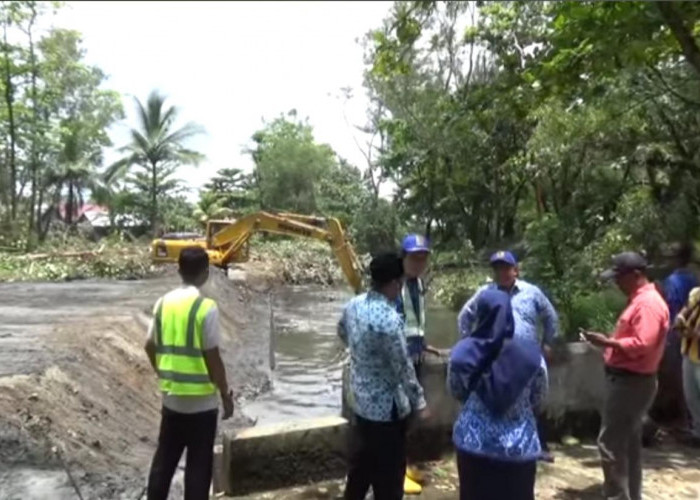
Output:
[538,451,555,463]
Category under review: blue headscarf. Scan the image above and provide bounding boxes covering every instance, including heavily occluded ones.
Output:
[449,289,542,415]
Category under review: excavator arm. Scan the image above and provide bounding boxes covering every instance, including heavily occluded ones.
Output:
[208,211,364,294]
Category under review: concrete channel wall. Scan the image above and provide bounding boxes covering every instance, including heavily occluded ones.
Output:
[220,342,605,496]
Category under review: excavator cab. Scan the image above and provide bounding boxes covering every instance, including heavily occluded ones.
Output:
[205,220,249,263]
[151,218,250,267]
[151,232,207,263]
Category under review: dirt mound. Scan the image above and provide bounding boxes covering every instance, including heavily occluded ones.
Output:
[0,268,274,498]
[0,314,161,498]
[201,267,274,421]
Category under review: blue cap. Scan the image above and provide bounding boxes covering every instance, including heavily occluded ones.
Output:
[490,250,517,266]
[402,234,431,253]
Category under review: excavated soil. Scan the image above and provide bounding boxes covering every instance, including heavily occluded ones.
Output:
[0,267,273,499]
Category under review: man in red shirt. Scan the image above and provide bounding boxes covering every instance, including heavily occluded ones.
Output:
[582,252,669,500]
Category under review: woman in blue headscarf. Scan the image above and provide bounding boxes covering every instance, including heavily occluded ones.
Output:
[448,289,548,500]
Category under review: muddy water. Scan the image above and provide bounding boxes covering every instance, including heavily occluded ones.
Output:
[243,286,351,425]
[244,286,458,426]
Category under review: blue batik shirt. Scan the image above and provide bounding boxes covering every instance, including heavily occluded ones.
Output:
[338,291,427,422]
[458,280,559,345]
[450,357,548,461]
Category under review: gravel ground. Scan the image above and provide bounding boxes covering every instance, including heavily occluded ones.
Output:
[233,441,700,500]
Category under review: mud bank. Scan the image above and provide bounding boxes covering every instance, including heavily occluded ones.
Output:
[0,267,273,499]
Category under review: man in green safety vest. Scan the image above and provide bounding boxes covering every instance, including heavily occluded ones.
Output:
[397,234,438,495]
[144,246,234,500]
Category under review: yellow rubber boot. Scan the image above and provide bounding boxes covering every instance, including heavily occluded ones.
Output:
[406,465,425,484]
[404,474,422,495]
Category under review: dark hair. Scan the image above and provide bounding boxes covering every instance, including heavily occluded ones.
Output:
[178,247,209,283]
[677,242,694,267]
[370,251,403,288]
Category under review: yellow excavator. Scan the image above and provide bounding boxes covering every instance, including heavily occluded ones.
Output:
[151,211,364,293]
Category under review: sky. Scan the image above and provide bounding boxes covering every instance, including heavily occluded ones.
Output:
[49,1,394,200]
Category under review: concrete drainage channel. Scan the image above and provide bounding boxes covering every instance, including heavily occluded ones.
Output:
[217,343,605,497]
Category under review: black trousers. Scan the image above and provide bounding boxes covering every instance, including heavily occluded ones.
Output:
[457,451,536,500]
[344,413,408,500]
[147,407,218,500]
[406,360,422,465]
[537,412,549,452]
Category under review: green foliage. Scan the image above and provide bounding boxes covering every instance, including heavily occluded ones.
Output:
[158,194,198,233]
[350,197,402,254]
[251,238,351,287]
[364,1,700,326]
[431,266,490,312]
[0,2,124,246]
[193,191,234,225]
[248,110,336,214]
[0,236,155,282]
[564,290,627,341]
[198,111,401,254]
[201,167,258,215]
[317,159,366,225]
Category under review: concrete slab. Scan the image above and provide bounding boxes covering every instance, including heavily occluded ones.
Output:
[222,416,348,496]
[545,341,606,417]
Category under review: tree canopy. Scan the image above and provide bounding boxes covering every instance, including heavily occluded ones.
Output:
[360,0,700,330]
[0,1,123,247]
[197,111,399,252]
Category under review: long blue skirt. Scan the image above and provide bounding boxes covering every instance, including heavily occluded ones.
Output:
[456,451,536,500]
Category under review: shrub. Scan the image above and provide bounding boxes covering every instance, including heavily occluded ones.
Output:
[431,267,490,311]
[561,289,627,341]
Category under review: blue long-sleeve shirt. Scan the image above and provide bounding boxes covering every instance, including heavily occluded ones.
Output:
[458,280,559,345]
[449,358,548,461]
[338,291,427,422]
[663,269,698,325]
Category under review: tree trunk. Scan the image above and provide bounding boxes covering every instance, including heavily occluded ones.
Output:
[36,177,46,241]
[40,184,62,242]
[254,168,265,210]
[151,160,158,235]
[35,109,50,239]
[67,181,74,226]
[26,6,39,246]
[2,21,17,220]
[657,3,700,80]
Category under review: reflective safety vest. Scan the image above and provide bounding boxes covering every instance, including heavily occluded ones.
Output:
[154,290,217,396]
[402,279,425,339]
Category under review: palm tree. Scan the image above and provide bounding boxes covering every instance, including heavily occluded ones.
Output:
[45,124,102,227]
[46,160,96,226]
[193,191,235,225]
[105,90,204,234]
